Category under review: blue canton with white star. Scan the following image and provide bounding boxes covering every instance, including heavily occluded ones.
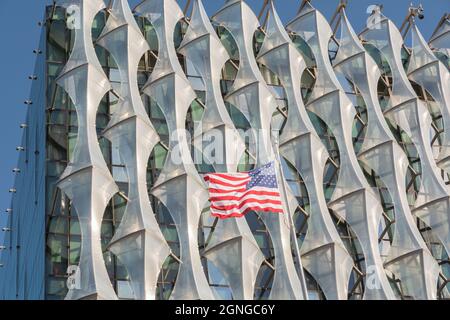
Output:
[246,162,279,190]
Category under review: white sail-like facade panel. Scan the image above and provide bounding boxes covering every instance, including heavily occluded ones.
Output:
[212,0,308,300]
[55,0,119,300]
[408,24,450,175]
[134,0,214,300]
[361,14,450,258]
[257,2,353,300]
[287,3,395,300]
[429,17,450,60]
[177,0,265,300]
[95,0,170,300]
[334,11,439,300]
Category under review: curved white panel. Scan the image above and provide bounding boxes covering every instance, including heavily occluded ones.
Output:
[287,2,396,300]
[212,0,308,300]
[361,13,450,259]
[257,2,353,300]
[96,0,170,300]
[178,0,265,300]
[429,17,450,60]
[135,0,214,300]
[334,11,439,299]
[408,24,450,175]
[55,0,118,300]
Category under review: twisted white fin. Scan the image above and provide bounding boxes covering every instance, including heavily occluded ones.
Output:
[178,0,265,300]
[55,0,118,300]
[335,11,439,300]
[429,16,450,60]
[361,13,450,258]
[212,0,308,300]
[409,24,450,175]
[135,0,214,300]
[287,2,396,300]
[257,2,353,300]
[96,0,170,300]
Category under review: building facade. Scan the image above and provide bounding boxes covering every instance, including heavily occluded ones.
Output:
[0,0,449,300]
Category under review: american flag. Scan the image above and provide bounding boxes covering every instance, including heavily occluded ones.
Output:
[204,162,284,219]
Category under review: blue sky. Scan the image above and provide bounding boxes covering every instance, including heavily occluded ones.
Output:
[0,0,448,242]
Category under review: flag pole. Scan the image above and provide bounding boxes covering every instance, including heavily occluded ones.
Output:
[271,130,309,299]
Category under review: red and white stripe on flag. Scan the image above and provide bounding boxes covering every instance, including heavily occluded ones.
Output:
[203,162,284,219]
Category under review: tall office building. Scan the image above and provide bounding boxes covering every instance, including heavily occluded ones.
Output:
[0,0,449,300]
